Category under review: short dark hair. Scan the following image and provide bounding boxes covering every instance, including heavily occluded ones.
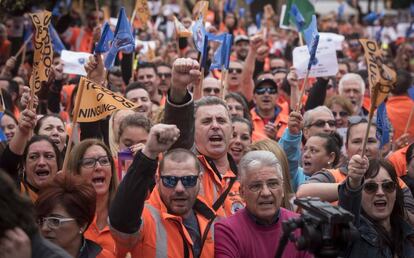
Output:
[35,173,96,230]
[159,148,201,175]
[136,62,157,74]
[125,82,148,97]
[406,143,414,165]
[231,116,253,136]
[225,92,251,121]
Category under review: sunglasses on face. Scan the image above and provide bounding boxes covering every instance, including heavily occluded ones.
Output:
[37,217,76,229]
[203,87,220,94]
[229,68,242,74]
[308,120,336,128]
[255,87,277,95]
[363,181,396,194]
[160,175,199,188]
[158,72,172,78]
[332,111,349,118]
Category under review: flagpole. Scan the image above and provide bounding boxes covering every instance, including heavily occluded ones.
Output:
[361,89,378,157]
[298,33,304,46]
[404,106,414,134]
[14,34,33,59]
[62,77,86,173]
[220,67,228,99]
[295,69,310,112]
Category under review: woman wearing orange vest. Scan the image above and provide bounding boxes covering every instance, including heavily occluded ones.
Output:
[109,124,215,258]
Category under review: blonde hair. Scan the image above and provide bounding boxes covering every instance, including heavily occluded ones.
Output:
[249,139,294,210]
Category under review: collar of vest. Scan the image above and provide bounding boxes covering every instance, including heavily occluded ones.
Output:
[199,153,238,179]
[148,186,216,221]
[253,106,281,123]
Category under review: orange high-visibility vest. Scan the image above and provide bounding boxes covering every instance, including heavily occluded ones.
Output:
[250,108,288,142]
[111,189,215,258]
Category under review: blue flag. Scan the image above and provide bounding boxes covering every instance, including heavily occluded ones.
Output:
[49,25,66,54]
[408,87,414,101]
[290,4,305,31]
[104,7,135,70]
[303,15,319,69]
[256,12,262,30]
[192,16,207,53]
[245,0,254,5]
[239,8,245,19]
[207,33,233,70]
[224,0,237,14]
[200,35,209,69]
[376,102,390,148]
[0,112,7,142]
[338,3,345,19]
[95,22,114,54]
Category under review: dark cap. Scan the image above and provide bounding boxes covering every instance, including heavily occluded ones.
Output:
[254,78,277,90]
[234,35,249,44]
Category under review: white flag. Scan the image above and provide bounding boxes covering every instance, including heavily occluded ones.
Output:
[61,50,92,76]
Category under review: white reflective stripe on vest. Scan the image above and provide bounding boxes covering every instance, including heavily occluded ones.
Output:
[145,204,168,257]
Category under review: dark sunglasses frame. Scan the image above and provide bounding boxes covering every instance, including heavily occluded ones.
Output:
[229,68,242,74]
[160,175,199,188]
[307,119,336,128]
[363,181,396,194]
[203,88,220,94]
[255,87,277,95]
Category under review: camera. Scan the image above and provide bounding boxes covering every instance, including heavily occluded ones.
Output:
[275,197,359,258]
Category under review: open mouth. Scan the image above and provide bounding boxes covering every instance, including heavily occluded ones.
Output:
[258,200,274,206]
[303,161,312,167]
[35,169,50,178]
[374,200,387,208]
[92,176,106,186]
[230,146,243,154]
[51,138,61,146]
[209,134,223,143]
[136,106,147,113]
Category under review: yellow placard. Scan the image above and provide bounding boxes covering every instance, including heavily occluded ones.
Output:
[193,1,209,21]
[29,10,53,93]
[77,77,138,122]
[134,0,150,26]
[359,39,396,110]
[174,16,192,38]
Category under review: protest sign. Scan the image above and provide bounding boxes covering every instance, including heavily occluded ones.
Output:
[135,39,157,55]
[292,41,338,79]
[319,32,344,51]
[29,10,53,93]
[61,50,92,76]
[193,1,209,21]
[77,77,138,122]
[174,16,192,37]
[134,0,150,26]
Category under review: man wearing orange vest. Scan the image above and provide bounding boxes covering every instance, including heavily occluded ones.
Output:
[250,77,288,142]
[109,123,215,258]
[163,58,241,217]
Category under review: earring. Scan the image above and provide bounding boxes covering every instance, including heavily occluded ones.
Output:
[79,230,83,234]
[327,161,332,165]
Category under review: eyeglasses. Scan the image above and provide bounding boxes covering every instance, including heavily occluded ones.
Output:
[160,175,199,188]
[255,87,277,95]
[332,111,349,118]
[203,87,220,94]
[158,72,172,78]
[37,217,76,229]
[229,68,242,74]
[248,179,282,192]
[80,156,111,168]
[307,120,336,128]
[363,181,396,194]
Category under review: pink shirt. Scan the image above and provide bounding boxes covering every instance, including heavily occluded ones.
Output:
[214,208,313,258]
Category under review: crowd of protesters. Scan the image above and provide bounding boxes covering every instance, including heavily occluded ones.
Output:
[0,0,414,257]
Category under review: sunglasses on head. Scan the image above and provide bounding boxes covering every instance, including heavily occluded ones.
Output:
[160,175,199,188]
[255,87,277,95]
[348,116,377,126]
[308,119,336,128]
[229,68,242,74]
[203,87,220,94]
[363,181,396,194]
[332,111,349,118]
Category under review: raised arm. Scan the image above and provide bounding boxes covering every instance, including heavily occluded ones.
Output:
[164,58,200,150]
[109,124,180,243]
